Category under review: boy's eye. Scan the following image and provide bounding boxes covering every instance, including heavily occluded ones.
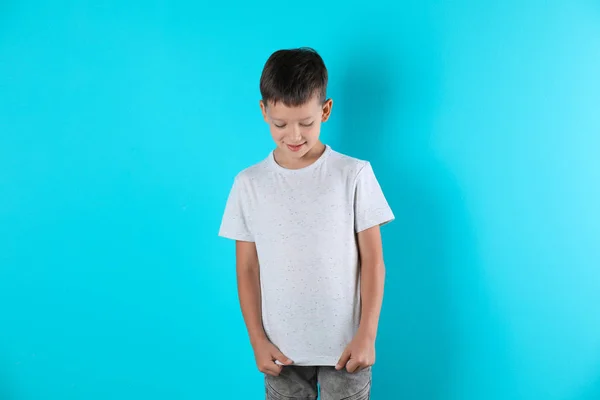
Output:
[273,122,312,128]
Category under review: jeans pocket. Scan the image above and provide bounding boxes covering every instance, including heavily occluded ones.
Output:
[265,374,318,400]
[341,379,371,400]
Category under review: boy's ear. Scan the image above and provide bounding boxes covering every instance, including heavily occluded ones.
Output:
[321,98,333,122]
[259,100,269,123]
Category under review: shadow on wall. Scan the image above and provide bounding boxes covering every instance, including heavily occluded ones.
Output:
[335,44,480,399]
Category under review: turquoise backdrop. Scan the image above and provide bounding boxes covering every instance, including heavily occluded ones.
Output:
[1,1,599,399]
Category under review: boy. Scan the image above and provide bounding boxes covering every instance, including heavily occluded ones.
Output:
[219,47,394,400]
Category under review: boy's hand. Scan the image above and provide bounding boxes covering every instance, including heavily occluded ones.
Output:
[335,332,375,373]
[252,337,294,376]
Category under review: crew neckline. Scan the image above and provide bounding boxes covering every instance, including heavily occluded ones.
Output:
[268,144,332,173]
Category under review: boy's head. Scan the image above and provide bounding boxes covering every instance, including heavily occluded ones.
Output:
[259,47,333,161]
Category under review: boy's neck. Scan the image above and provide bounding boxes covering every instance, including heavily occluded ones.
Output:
[274,141,326,170]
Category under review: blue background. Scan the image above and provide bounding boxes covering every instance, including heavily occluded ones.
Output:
[1,1,600,399]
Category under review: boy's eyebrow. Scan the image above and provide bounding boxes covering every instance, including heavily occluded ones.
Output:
[271,116,314,122]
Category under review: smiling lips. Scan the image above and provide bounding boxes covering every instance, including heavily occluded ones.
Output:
[287,143,305,152]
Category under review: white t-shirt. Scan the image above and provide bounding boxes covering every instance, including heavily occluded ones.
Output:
[218,145,394,366]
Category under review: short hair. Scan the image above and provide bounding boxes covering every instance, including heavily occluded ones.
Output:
[259,47,328,107]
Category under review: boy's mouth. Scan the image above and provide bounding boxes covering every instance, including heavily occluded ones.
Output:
[287,143,305,152]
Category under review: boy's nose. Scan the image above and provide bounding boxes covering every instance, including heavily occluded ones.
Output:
[290,126,302,141]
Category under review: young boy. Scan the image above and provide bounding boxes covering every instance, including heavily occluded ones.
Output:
[219,47,394,400]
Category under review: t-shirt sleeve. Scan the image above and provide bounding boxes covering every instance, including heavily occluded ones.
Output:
[354,162,395,233]
[218,176,254,242]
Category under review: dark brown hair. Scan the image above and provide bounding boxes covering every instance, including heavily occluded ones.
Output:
[259,47,328,107]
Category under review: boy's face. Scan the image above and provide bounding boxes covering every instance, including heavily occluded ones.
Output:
[260,95,333,160]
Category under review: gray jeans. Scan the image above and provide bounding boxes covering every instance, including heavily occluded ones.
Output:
[265,366,371,400]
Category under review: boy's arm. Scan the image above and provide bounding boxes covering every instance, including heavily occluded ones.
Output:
[336,225,386,372]
[356,225,386,341]
[235,240,267,345]
[236,240,293,375]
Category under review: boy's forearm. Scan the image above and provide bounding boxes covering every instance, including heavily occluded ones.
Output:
[237,267,268,345]
[357,260,386,341]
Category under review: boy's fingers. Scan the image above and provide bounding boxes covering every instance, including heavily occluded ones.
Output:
[273,351,294,365]
[269,363,283,376]
[261,362,283,376]
[335,349,351,370]
[346,359,360,373]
